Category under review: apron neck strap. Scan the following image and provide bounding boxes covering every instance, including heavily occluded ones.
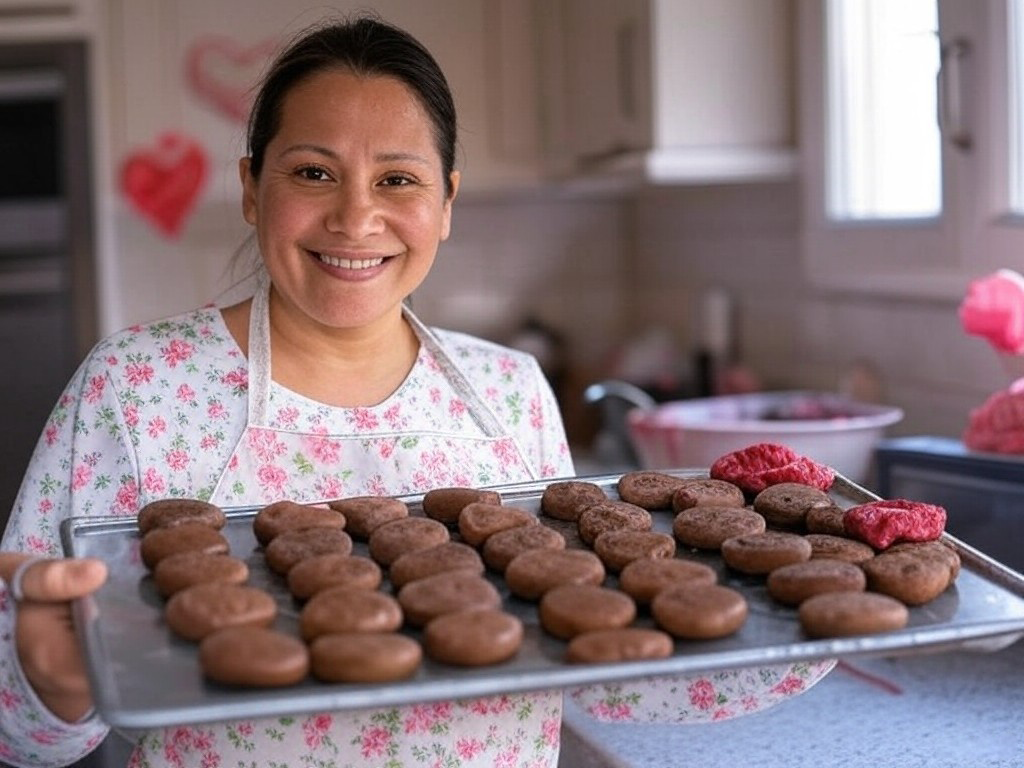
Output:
[246,271,273,423]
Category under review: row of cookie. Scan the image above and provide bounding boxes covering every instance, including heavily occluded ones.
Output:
[372,493,679,663]
[136,499,313,687]
[613,473,960,636]
[536,472,960,640]
[137,497,519,687]
[258,496,535,681]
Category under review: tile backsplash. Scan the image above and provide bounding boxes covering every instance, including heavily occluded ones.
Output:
[418,182,1009,445]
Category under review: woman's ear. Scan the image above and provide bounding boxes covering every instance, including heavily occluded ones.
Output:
[440,170,460,241]
[239,157,257,226]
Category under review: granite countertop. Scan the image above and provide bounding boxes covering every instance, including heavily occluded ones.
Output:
[559,638,1024,768]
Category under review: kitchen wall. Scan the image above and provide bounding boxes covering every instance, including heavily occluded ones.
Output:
[399,181,1011,449]
[628,182,1012,439]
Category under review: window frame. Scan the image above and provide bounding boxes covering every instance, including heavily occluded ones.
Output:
[799,0,1024,299]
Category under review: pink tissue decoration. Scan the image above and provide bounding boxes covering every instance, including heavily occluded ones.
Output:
[959,269,1024,355]
[963,377,1024,453]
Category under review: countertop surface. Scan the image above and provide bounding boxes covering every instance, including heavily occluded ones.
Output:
[559,636,1024,768]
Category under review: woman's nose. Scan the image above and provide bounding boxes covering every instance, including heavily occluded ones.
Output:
[324,185,383,237]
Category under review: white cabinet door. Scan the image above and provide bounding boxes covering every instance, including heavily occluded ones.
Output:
[542,0,795,183]
[558,0,652,160]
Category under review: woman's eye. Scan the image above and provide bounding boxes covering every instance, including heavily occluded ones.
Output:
[296,166,330,182]
[380,174,414,187]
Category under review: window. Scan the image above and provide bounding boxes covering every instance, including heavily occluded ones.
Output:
[800,0,1024,297]
[826,0,941,220]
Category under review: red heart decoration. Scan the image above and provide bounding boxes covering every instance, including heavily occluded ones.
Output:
[186,35,278,124]
[120,133,208,238]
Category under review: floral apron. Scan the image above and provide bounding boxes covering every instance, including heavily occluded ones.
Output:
[129,282,562,767]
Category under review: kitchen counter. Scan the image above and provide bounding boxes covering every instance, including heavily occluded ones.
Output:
[558,638,1024,767]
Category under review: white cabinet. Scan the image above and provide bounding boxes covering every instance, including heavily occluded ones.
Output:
[540,0,797,184]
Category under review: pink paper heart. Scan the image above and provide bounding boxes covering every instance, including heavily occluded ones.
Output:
[120,133,208,238]
[958,269,1024,355]
[186,36,278,124]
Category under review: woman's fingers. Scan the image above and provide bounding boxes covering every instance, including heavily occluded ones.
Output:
[16,600,96,721]
[0,555,107,602]
[0,554,106,722]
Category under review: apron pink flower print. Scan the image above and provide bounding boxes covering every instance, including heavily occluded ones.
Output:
[211,278,540,506]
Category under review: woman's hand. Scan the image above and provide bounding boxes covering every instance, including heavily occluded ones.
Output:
[0,554,108,722]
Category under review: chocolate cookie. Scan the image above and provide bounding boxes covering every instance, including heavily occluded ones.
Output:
[720,530,812,575]
[804,533,874,564]
[566,628,674,664]
[671,506,766,550]
[538,584,636,640]
[423,609,524,667]
[327,496,409,539]
[616,471,686,510]
[481,523,566,573]
[804,503,848,536]
[540,480,607,522]
[798,591,909,638]
[367,517,450,567]
[299,586,403,641]
[861,549,952,605]
[199,626,309,687]
[252,500,345,546]
[766,559,867,606]
[671,478,746,512]
[651,584,748,640]
[286,554,383,600]
[164,582,277,642]
[309,633,422,683]
[888,539,961,582]
[504,548,606,600]
[396,570,502,627]
[753,482,834,529]
[422,487,502,524]
[388,541,485,589]
[140,522,230,570]
[152,551,249,597]
[264,527,353,575]
[617,557,717,605]
[577,501,652,546]
[592,529,676,573]
[138,498,225,534]
[458,502,536,548]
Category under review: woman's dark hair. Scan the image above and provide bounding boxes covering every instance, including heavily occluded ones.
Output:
[246,15,458,198]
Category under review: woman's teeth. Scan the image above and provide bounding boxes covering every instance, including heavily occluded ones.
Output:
[317,253,385,269]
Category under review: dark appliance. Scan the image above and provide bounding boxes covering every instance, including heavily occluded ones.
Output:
[0,41,96,526]
[875,436,1024,573]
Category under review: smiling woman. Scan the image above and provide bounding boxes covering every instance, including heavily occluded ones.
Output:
[0,15,833,768]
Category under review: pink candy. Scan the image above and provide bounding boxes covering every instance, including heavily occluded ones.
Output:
[843,499,947,550]
[959,269,1024,355]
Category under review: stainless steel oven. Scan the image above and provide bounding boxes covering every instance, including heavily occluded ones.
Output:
[0,41,96,521]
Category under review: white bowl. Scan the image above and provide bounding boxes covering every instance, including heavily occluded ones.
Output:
[626,391,904,482]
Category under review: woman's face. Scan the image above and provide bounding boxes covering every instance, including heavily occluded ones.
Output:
[240,69,458,333]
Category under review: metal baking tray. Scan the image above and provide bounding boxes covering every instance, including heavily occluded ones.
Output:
[61,471,1024,730]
